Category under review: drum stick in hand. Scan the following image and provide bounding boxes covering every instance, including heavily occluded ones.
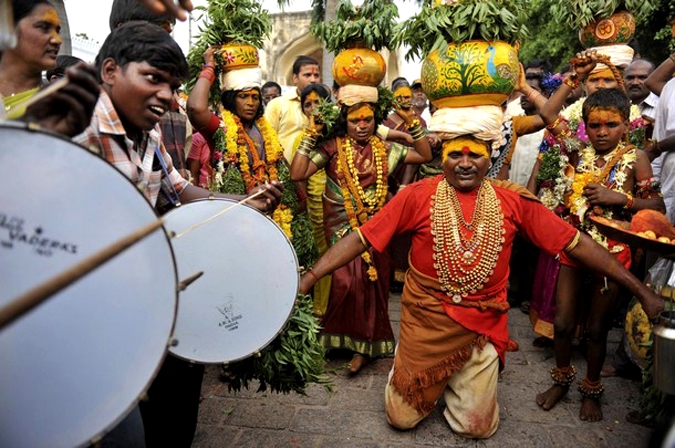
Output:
[171,187,269,239]
[0,219,164,330]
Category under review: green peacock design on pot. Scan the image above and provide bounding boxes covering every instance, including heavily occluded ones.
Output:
[422,41,519,108]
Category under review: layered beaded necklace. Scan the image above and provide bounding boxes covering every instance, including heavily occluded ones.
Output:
[431,179,505,303]
[336,136,389,223]
[336,135,389,281]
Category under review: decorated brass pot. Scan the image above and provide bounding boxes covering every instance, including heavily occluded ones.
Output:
[332,47,386,87]
[421,40,519,108]
[579,10,636,48]
[217,42,260,72]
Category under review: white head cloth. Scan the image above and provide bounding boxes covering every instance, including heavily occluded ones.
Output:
[429,105,505,150]
[337,84,378,106]
[220,67,263,92]
[589,44,634,70]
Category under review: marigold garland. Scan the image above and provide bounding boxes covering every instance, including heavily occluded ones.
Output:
[537,99,646,215]
[335,136,389,281]
[211,108,294,238]
[567,142,636,251]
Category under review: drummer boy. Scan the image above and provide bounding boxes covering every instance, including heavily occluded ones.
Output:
[72,22,282,448]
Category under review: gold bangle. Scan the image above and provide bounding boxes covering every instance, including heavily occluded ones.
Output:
[296,148,310,158]
[305,128,319,138]
[624,192,634,210]
[355,228,368,248]
[546,115,563,131]
[406,118,421,130]
[563,77,579,89]
[564,231,581,252]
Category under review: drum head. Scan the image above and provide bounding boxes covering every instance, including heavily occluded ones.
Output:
[163,199,299,364]
[0,123,177,448]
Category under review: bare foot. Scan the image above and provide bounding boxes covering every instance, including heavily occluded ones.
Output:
[536,384,568,410]
[580,396,603,421]
[348,353,369,374]
[600,363,617,378]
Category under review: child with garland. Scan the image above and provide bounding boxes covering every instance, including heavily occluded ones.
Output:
[527,51,652,346]
[186,46,317,270]
[534,57,663,421]
[289,84,431,374]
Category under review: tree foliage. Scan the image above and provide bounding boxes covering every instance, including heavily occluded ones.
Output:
[519,0,675,72]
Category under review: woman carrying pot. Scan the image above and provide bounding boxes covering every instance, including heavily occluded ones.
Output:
[290,84,431,373]
[186,46,317,270]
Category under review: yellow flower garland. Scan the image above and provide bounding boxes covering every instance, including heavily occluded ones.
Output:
[567,142,636,251]
[335,136,389,281]
[218,108,283,190]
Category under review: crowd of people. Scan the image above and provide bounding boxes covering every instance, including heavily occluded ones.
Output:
[3,0,675,445]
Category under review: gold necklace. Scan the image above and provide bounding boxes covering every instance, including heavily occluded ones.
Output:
[340,136,388,210]
[431,180,505,303]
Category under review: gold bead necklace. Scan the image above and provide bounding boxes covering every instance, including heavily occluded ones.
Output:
[431,180,505,303]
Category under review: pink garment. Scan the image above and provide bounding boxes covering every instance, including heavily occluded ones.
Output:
[186,132,213,188]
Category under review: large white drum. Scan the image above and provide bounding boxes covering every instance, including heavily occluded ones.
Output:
[163,199,299,364]
[0,123,178,448]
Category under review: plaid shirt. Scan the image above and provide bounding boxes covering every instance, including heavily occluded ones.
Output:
[73,89,188,209]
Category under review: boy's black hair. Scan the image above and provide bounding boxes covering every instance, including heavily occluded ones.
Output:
[262,81,282,92]
[292,55,319,76]
[220,88,265,121]
[300,83,331,106]
[13,0,52,24]
[46,55,83,80]
[95,22,188,82]
[582,87,631,122]
[109,0,176,30]
[525,59,552,74]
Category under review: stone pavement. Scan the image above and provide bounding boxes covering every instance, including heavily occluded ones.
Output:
[192,293,654,447]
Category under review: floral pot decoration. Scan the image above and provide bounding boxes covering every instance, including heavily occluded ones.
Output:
[549,0,656,47]
[332,45,386,87]
[216,42,260,72]
[312,0,400,87]
[185,0,271,103]
[579,10,636,48]
[422,40,519,109]
[397,0,529,108]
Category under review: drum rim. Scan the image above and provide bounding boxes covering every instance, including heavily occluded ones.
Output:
[0,122,181,448]
[164,197,300,364]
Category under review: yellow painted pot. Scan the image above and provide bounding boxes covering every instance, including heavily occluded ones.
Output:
[217,43,260,72]
[421,40,519,109]
[332,47,386,87]
[579,10,635,48]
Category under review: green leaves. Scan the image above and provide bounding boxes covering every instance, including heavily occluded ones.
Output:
[185,0,272,97]
[396,0,530,61]
[191,0,272,48]
[311,0,400,53]
[220,293,334,395]
[549,0,658,30]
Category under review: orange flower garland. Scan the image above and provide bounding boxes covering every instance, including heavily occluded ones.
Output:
[213,108,293,238]
[218,108,283,191]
